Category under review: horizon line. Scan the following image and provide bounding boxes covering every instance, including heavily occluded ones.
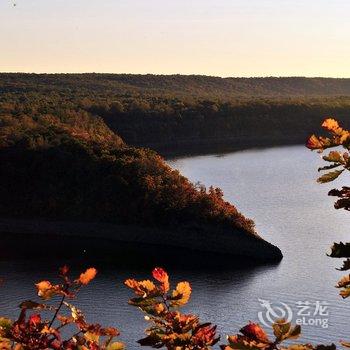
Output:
[2,72,350,79]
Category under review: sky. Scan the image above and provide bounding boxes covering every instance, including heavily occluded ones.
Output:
[1,0,350,77]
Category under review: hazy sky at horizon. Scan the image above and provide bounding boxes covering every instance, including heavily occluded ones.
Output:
[1,0,350,77]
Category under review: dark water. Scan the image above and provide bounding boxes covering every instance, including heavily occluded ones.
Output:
[1,145,350,348]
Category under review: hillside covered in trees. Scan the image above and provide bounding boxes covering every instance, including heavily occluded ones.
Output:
[0,105,287,262]
[1,73,350,155]
[4,73,350,98]
[0,111,254,229]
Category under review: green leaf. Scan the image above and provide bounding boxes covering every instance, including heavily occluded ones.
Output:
[272,320,300,342]
[225,338,269,350]
[336,259,350,271]
[273,321,291,341]
[287,324,301,340]
[128,297,158,308]
[317,170,344,183]
[328,242,350,258]
[315,344,336,350]
[287,345,313,350]
[137,334,162,347]
[328,187,350,211]
[19,300,52,310]
[0,317,12,331]
[318,164,341,172]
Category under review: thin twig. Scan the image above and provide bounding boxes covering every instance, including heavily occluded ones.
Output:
[49,294,65,328]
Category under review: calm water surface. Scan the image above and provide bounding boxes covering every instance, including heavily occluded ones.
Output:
[1,145,350,348]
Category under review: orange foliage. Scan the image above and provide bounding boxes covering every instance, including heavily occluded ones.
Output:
[0,267,123,350]
[77,268,97,285]
[125,267,218,349]
[0,266,338,349]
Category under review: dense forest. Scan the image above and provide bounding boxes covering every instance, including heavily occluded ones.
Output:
[4,73,350,98]
[0,106,257,239]
[0,73,349,237]
[1,73,350,155]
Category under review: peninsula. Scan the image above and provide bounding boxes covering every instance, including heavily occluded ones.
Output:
[0,99,282,262]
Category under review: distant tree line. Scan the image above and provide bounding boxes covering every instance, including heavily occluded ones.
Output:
[1,73,350,155]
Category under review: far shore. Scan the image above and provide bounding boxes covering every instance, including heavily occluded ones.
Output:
[134,135,306,158]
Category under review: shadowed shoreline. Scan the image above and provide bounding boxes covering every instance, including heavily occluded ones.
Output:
[0,218,283,266]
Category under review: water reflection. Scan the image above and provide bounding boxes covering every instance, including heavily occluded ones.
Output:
[1,146,350,348]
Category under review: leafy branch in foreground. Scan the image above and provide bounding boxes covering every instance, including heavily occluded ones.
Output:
[0,266,124,350]
[125,267,219,349]
[221,319,335,350]
[306,118,350,304]
[305,118,350,309]
[126,268,335,350]
[306,118,350,185]
[0,266,337,349]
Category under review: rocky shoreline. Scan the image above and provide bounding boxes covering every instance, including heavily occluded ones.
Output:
[0,218,282,264]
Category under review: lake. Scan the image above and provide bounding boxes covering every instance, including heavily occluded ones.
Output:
[1,145,350,348]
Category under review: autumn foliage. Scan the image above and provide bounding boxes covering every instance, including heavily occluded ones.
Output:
[306,118,350,300]
[125,267,218,349]
[0,266,339,349]
[306,117,350,348]
[306,118,350,185]
[0,108,255,236]
[2,117,350,349]
[0,266,123,350]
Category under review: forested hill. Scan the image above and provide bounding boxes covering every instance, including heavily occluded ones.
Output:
[3,73,350,98]
[0,105,283,261]
[1,73,350,155]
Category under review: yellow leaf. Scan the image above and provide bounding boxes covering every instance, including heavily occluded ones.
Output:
[337,275,350,298]
[323,151,344,163]
[154,303,165,314]
[125,279,157,297]
[63,302,85,322]
[336,274,350,288]
[84,331,100,343]
[340,287,350,299]
[107,342,125,350]
[35,281,57,300]
[340,131,350,144]
[171,282,191,306]
[124,279,139,290]
[139,280,157,295]
[0,340,12,350]
[106,342,125,350]
[322,118,340,132]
